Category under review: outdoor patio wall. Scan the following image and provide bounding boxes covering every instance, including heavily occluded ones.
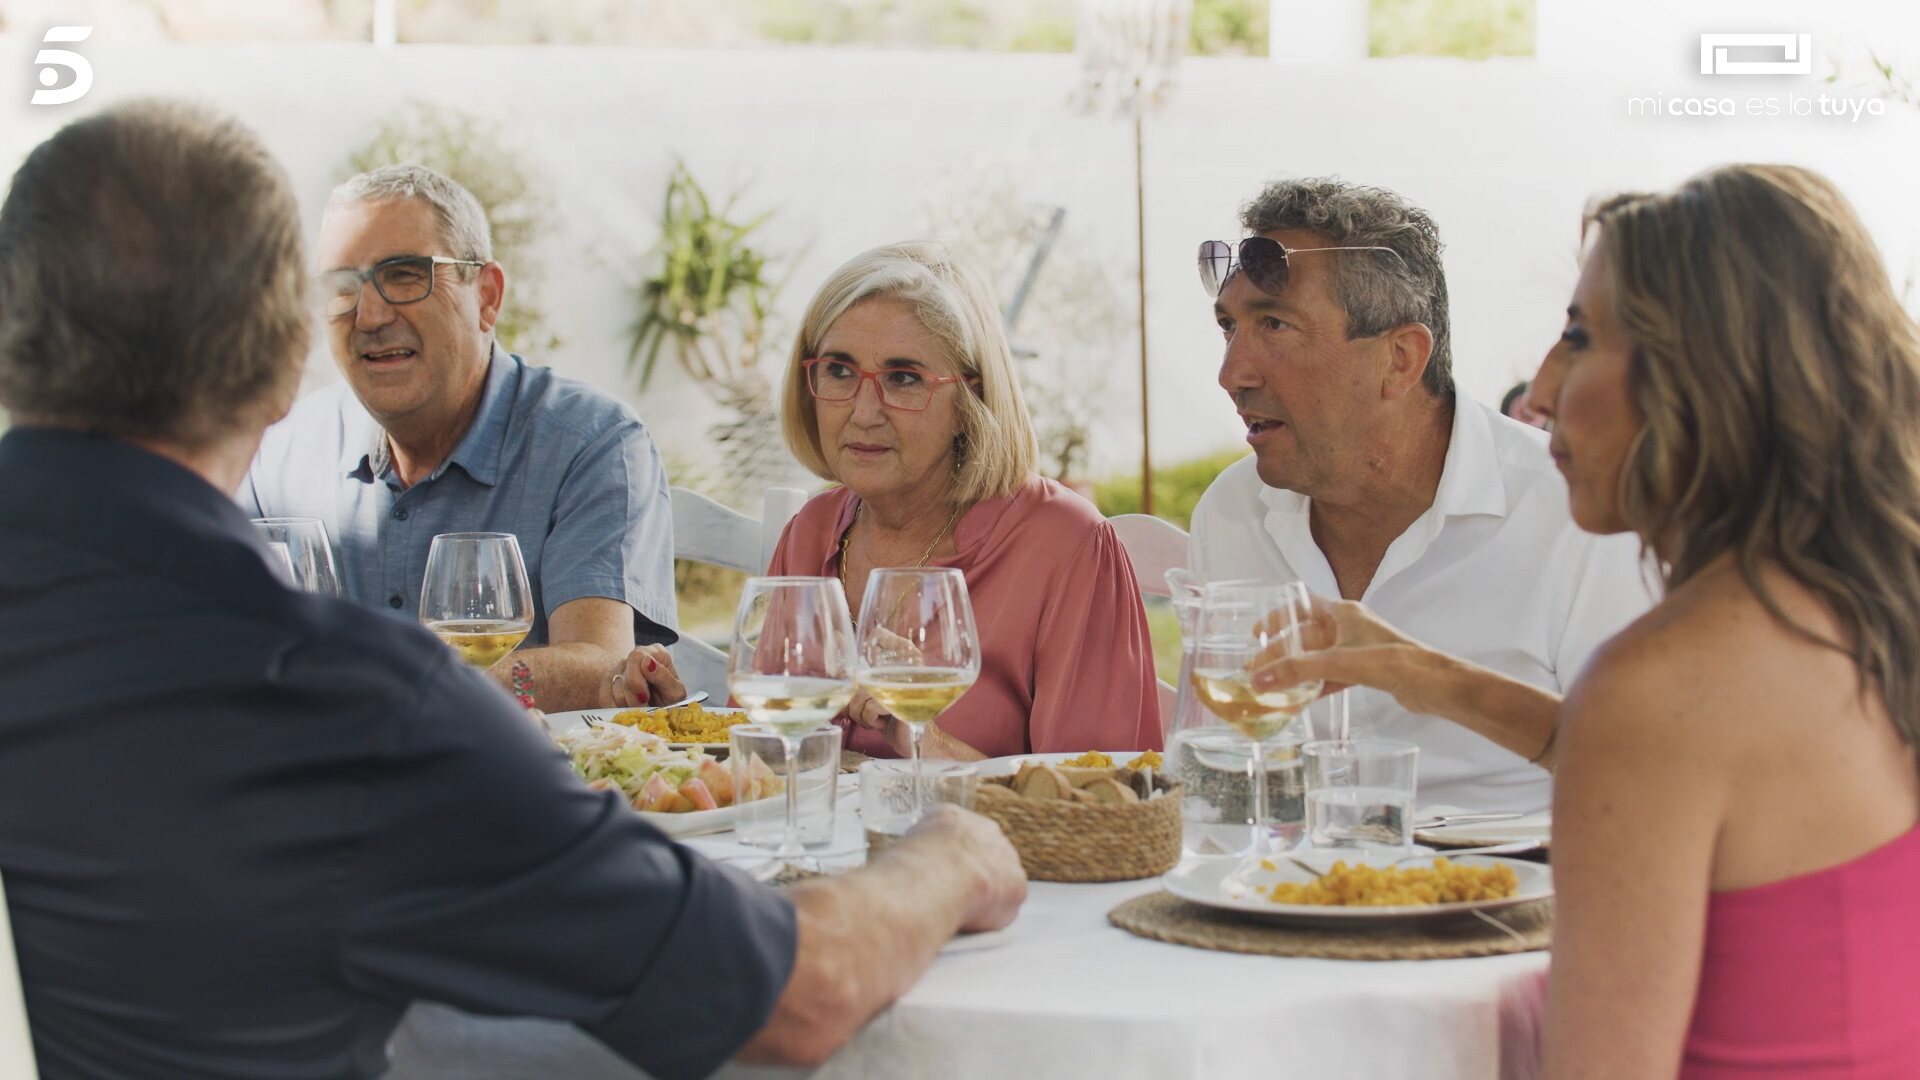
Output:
[3,35,1919,477]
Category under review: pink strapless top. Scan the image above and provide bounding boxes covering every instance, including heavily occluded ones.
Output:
[1682,823,1920,1078]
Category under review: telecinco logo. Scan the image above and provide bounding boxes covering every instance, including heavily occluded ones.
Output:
[1699,33,1813,76]
[31,26,94,105]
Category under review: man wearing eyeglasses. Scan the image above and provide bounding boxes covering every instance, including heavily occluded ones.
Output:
[242,165,683,711]
[1189,177,1653,812]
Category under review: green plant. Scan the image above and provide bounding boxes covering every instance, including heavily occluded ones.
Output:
[1370,0,1535,60]
[1190,0,1268,57]
[629,162,781,410]
[1860,51,1920,109]
[345,102,559,355]
[675,558,749,643]
[1095,446,1250,530]
[1144,598,1184,685]
[1009,11,1075,52]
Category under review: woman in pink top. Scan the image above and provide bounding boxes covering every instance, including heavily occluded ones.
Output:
[1254,165,1920,1078]
[766,240,1161,760]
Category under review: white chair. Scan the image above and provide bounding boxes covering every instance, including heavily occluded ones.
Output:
[1107,513,1191,720]
[0,874,41,1078]
[668,486,809,700]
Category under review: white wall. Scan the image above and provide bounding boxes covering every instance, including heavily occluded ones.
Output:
[4,10,1919,479]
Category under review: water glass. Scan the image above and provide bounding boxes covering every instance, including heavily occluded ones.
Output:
[859,760,977,855]
[1303,739,1420,854]
[251,517,340,595]
[1167,725,1307,858]
[731,725,842,850]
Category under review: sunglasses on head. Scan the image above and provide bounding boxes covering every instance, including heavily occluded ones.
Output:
[1197,237,1407,298]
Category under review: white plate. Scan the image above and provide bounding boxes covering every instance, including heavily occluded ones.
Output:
[641,803,742,838]
[1162,853,1552,927]
[975,750,1162,777]
[545,709,757,837]
[1416,812,1552,850]
[544,707,746,753]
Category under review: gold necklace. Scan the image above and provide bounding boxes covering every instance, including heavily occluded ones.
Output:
[838,500,963,609]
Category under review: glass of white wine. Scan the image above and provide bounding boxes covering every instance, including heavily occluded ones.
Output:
[854,567,981,817]
[251,517,341,596]
[419,532,534,668]
[728,576,858,869]
[1188,580,1322,859]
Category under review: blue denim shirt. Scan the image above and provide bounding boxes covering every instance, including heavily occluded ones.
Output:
[242,344,677,646]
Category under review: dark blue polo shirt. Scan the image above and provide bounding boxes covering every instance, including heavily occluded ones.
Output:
[0,429,794,1080]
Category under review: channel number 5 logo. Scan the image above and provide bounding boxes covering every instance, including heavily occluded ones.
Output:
[32,26,93,105]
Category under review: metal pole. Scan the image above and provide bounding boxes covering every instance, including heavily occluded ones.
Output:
[373,0,398,48]
[1134,85,1153,516]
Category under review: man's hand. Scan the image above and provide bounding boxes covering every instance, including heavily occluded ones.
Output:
[1250,594,1449,714]
[739,804,1026,1067]
[609,643,688,707]
[895,805,1026,933]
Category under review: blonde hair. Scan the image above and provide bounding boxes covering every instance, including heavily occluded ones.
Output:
[780,240,1037,506]
[1589,164,1920,759]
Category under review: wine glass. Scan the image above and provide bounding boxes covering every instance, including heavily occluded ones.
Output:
[854,568,981,816]
[728,576,857,870]
[1188,580,1321,861]
[251,517,340,595]
[419,532,534,668]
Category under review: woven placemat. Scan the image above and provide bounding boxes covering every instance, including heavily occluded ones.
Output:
[1108,892,1553,961]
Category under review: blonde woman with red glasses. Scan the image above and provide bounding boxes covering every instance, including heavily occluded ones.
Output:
[767,240,1162,761]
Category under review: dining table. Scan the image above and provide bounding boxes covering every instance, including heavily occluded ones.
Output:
[382,785,1551,1080]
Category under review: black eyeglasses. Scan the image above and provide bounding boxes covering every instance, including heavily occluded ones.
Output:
[318,254,487,318]
[1198,237,1406,298]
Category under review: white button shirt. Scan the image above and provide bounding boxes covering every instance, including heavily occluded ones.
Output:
[1190,396,1656,812]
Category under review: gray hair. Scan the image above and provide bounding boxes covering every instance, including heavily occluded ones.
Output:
[0,100,309,448]
[1240,177,1453,396]
[329,163,492,275]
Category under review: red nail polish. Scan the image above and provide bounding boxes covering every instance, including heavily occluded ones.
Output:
[646,659,657,673]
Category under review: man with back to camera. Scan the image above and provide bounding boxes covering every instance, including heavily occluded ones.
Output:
[0,98,1024,1080]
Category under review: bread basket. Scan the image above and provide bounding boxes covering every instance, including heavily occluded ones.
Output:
[973,767,1183,882]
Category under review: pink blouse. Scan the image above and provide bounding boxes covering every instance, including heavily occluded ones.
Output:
[765,477,1163,759]
[1681,823,1920,1078]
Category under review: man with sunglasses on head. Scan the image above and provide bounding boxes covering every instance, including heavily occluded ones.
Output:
[243,164,685,712]
[1190,177,1652,813]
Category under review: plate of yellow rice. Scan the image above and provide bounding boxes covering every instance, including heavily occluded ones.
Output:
[546,703,750,753]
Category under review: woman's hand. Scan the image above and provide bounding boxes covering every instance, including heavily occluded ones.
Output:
[1251,594,1452,716]
[608,644,688,708]
[840,689,983,760]
[842,688,916,757]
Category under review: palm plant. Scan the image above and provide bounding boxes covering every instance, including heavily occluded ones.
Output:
[629,162,781,411]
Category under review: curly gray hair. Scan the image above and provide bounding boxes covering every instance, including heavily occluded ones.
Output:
[328,163,492,278]
[1240,177,1452,396]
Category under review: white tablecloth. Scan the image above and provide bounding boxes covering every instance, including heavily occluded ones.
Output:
[385,802,1550,1080]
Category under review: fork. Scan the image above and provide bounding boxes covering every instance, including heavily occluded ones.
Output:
[580,712,605,729]
[1279,840,1539,875]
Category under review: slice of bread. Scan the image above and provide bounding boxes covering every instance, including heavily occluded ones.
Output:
[1016,763,1074,801]
[1082,777,1140,805]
